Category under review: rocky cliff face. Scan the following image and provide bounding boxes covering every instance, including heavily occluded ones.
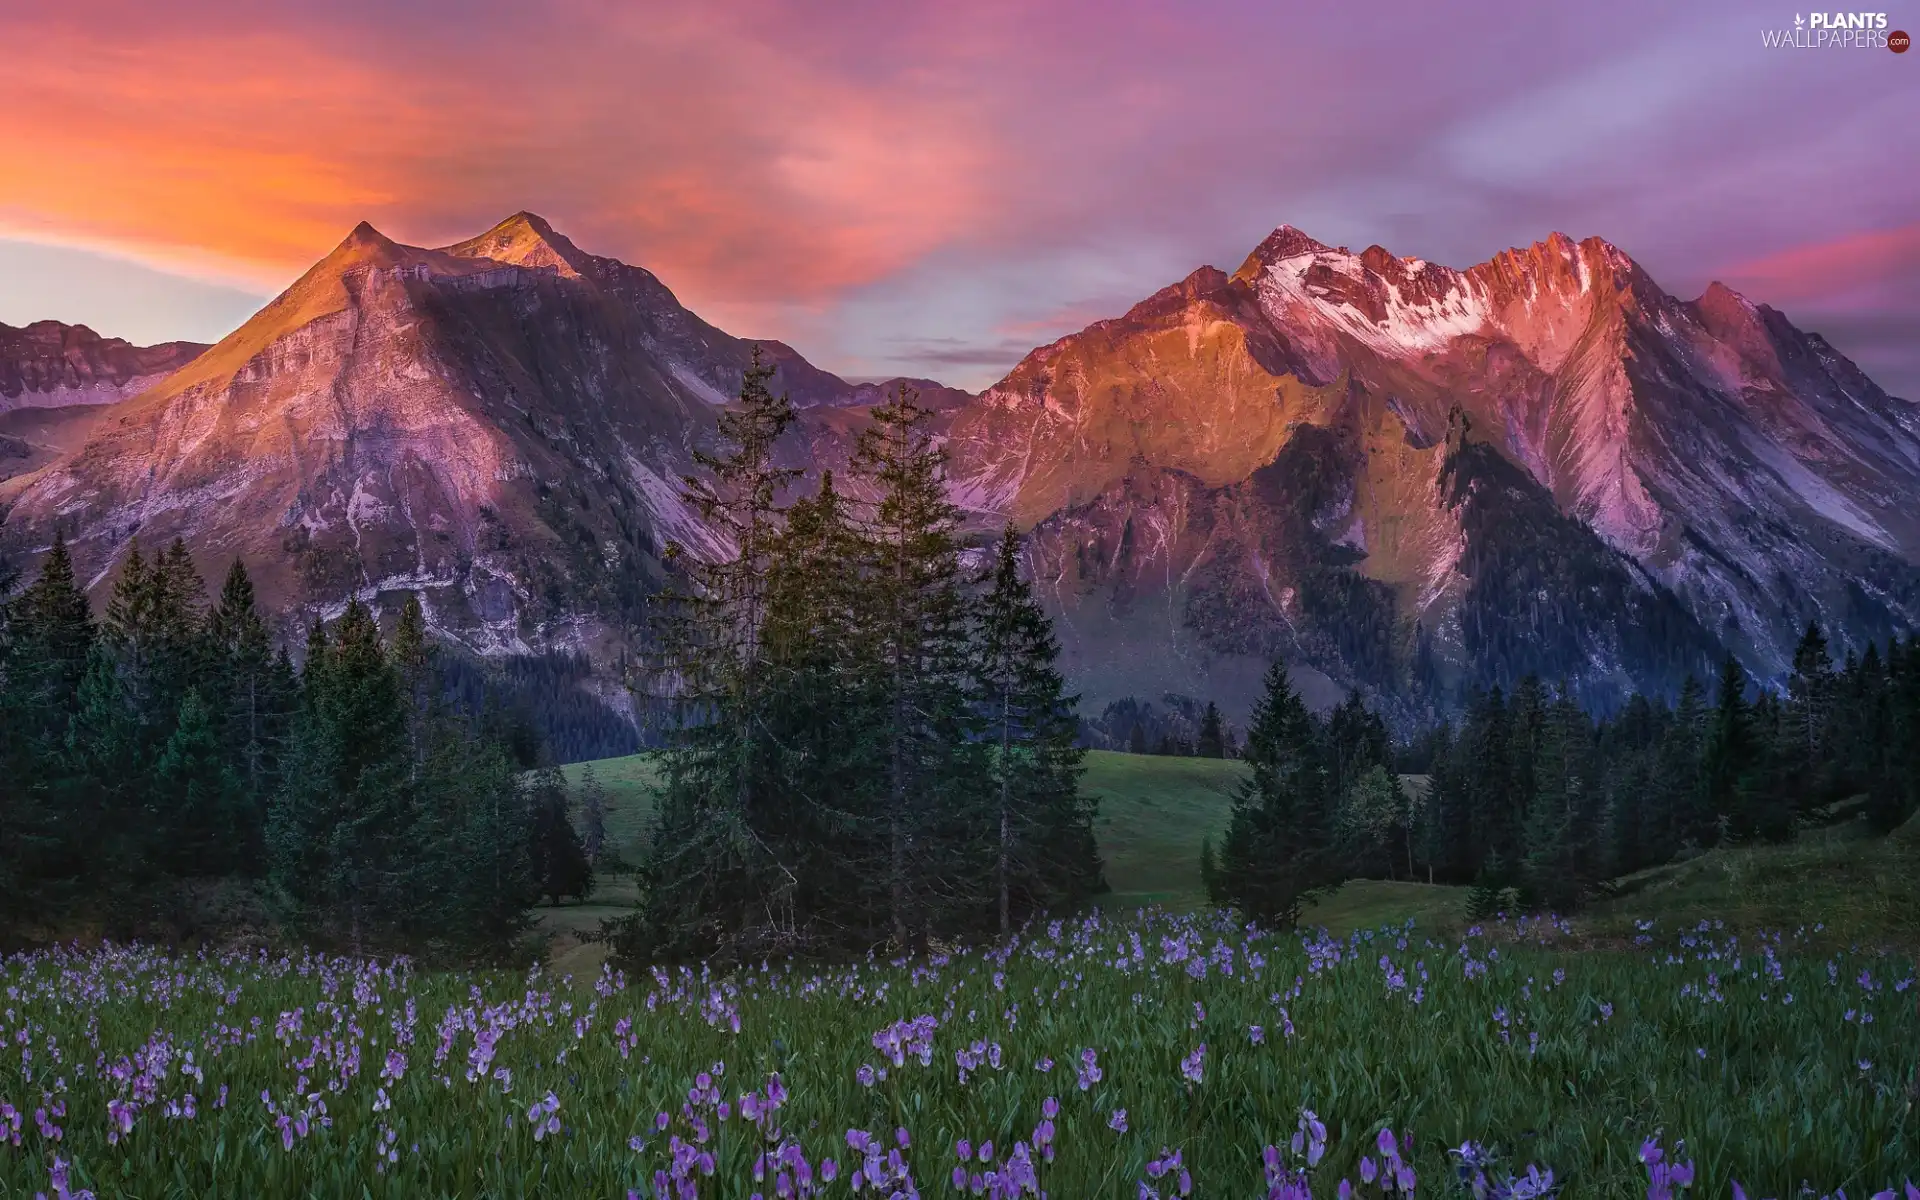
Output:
[0,319,206,412]
[0,215,913,655]
[0,321,208,486]
[944,226,1920,718]
[6,216,1915,723]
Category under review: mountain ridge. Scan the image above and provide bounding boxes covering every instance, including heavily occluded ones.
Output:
[3,214,1915,727]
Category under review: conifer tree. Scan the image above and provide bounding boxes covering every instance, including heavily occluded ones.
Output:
[412,701,538,959]
[632,348,803,960]
[1197,702,1226,759]
[8,533,94,734]
[0,540,97,914]
[206,560,290,864]
[1704,655,1758,841]
[1786,621,1837,812]
[759,470,888,949]
[150,687,242,876]
[1211,662,1339,928]
[850,382,980,947]
[1660,675,1712,850]
[527,766,594,903]
[268,599,413,950]
[971,525,1102,932]
[1521,689,1593,911]
[578,764,608,864]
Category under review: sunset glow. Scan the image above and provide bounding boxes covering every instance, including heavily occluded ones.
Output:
[1,0,1912,391]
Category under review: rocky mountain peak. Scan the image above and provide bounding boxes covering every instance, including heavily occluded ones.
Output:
[442,211,595,279]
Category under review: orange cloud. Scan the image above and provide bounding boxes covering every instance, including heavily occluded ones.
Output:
[0,3,1002,311]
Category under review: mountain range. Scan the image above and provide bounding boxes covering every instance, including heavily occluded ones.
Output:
[4,213,1915,726]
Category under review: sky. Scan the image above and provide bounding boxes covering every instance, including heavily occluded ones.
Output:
[0,0,1914,394]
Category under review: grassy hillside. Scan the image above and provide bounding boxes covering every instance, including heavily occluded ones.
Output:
[1585,810,1920,949]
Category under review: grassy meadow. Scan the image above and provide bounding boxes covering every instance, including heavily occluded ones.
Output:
[4,753,1911,1196]
[3,905,1915,1197]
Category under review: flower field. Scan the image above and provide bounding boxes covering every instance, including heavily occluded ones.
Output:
[1,912,1915,1198]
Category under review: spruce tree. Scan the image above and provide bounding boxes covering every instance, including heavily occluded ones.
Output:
[206,559,290,867]
[971,525,1102,932]
[1866,640,1916,832]
[1521,689,1593,912]
[1786,621,1837,813]
[1660,675,1712,851]
[1197,702,1226,759]
[527,766,594,904]
[9,533,94,733]
[1212,662,1340,928]
[759,470,887,950]
[1704,655,1758,842]
[631,347,803,961]
[150,687,242,876]
[413,701,538,959]
[578,764,608,864]
[850,382,980,948]
[0,538,97,919]
[268,600,413,950]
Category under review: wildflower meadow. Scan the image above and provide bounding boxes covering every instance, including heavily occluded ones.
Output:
[1,911,1915,1198]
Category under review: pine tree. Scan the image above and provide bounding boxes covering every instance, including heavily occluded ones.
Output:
[1521,689,1593,912]
[268,600,413,950]
[527,766,594,904]
[1704,655,1759,842]
[1334,764,1410,880]
[8,533,95,733]
[850,382,981,948]
[971,525,1103,933]
[1325,692,1389,801]
[392,593,432,774]
[1197,702,1226,759]
[759,470,888,950]
[1212,662,1340,928]
[1785,621,1837,813]
[631,348,803,961]
[1128,722,1148,755]
[1659,675,1712,852]
[1866,641,1915,833]
[412,703,538,959]
[578,764,608,864]
[150,687,242,876]
[1462,687,1515,875]
[206,560,290,868]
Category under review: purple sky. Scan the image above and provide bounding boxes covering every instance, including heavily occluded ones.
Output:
[0,0,1913,394]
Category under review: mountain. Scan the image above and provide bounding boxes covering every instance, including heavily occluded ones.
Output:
[0,320,208,485]
[4,216,1916,727]
[942,228,1920,719]
[0,214,918,655]
[0,319,206,412]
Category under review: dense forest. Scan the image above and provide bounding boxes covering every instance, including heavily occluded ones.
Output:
[0,539,592,956]
[614,352,1105,965]
[1205,628,1920,925]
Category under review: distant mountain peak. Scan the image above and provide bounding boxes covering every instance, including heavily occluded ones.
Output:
[442,211,594,278]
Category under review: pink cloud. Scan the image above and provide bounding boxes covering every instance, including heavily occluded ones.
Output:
[1719,225,1920,308]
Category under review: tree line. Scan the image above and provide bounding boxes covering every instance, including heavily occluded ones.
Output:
[0,538,591,956]
[1206,625,1920,926]
[612,352,1105,966]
